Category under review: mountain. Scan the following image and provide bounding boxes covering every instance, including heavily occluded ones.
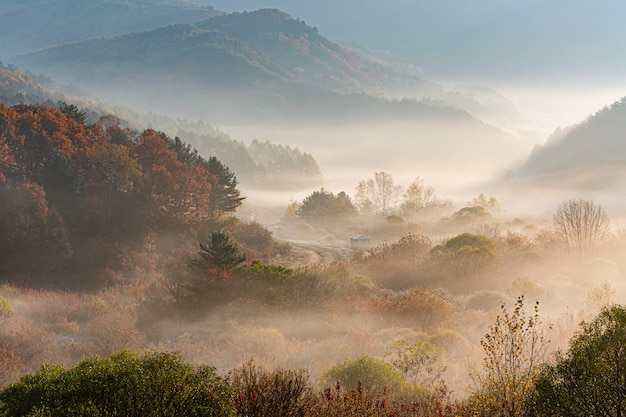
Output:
[202,0,626,85]
[12,9,448,124]
[0,0,221,59]
[514,97,626,189]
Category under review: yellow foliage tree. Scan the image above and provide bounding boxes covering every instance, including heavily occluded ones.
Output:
[465,297,550,417]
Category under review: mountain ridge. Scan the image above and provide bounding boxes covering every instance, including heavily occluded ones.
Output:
[11,9,454,124]
[0,0,222,59]
[513,97,626,189]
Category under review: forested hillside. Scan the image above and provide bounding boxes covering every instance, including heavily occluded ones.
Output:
[0,102,265,289]
[515,96,626,188]
[0,0,221,59]
[0,63,322,189]
[11,9,465,124]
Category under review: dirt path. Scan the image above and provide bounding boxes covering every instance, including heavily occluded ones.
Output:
[270,239,354,268]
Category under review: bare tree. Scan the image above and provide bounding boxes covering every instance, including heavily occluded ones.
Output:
[552,198,610,257]
[400,177,451,216]
[354,171,403,216]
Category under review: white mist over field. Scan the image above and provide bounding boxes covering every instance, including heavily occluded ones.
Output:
[227,84,626,217]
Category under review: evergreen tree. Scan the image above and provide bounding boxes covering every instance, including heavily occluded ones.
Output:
[204,156,245,219]
[193,231,246,272]
[297,188,357,223]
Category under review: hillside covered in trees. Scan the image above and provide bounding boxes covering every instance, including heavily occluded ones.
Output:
[0,0,221,59]
[0,102,254,289]
[0,63,323,190]
[11,8,503,125]
[514,96,626,189]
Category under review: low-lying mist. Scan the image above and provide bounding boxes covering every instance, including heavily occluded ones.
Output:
[229,119,528,204]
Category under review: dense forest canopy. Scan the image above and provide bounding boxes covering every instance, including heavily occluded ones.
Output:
[0,102,243,289]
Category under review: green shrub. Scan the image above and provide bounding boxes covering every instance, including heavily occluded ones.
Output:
[236,261,295,304]
[319,355,406,394]
[0,350,236,417]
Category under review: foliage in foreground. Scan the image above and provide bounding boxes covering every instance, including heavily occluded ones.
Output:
[229,359,314,417]
[0,350,236,417]
[526,304,626,417]
[464,297,550,417]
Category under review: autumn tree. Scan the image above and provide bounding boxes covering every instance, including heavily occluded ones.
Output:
[8,104,88,176]
[80,141,142,233]
[400,177,451,216]
[552,198,610,257]
[468,193,501,213]
[465,297,550,417]
[0,136,14,182]
[134,130,213,227]
[385,339,447,388]
[0,179,71,286]
[354,171,403,216]
[229,359,313,417]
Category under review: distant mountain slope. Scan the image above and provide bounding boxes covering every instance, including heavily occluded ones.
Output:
[0,0,221,59]
[12,9,453,124]
[203,0,626,84]
[515,97,626,188]
[193,9,394,93]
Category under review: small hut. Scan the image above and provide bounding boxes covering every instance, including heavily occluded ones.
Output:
[350,234,370,248]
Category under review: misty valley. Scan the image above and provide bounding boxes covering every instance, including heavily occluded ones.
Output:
[2,2,626,416]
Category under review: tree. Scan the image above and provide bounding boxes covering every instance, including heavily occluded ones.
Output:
[354,171,403,216]
[552,198,610,257]
[432,233,498,282]
[320,355,406,393]
[447,205,492,226]
[0,350,237,417]
[526,305,626,417]
[193,231,246,273]
[236,261,294,305]
[81,141,141,233]
[297,188,357,224]
[465,297,550,417]
[384,339,447,388]
[0,136,14,182]
[468,193,501,213]
[229,359,313,417]
[134,130,213,226]
[204,156,245,220]
[57,101,87,125]
[0,179,72,286]
[400,177,451,216]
